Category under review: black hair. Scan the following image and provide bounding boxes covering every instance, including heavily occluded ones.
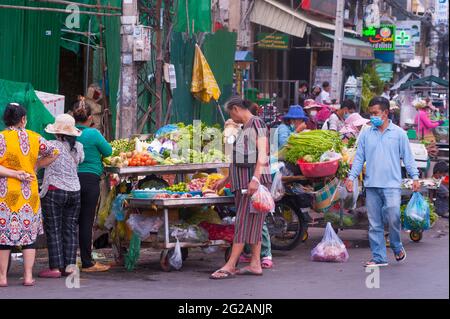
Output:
[299,81,308,89]
[322,81,330,89]
[368,96,390,112]
[3,103,27,127]
[341,99,357,111]
[433,161,449,175]
[57,134,77,151]
[72,97,92,123]
[225,96,249,112]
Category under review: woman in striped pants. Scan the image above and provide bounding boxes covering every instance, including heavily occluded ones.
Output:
[210,97,272,280]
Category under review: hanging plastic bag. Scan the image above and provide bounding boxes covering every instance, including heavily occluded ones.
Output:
[338,180,359,210]
[403,192,430,231]
[270,171,285,202]
[251,184,275,213]
[126,215,164,240]
[169,238,183,270]
[112,194,128,222]
[311,222,349,262]
[125,233,141,271]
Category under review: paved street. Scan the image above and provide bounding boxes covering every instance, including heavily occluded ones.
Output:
[3,219,448,299]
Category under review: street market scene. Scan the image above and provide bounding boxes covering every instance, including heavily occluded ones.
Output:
[0,0,449,301]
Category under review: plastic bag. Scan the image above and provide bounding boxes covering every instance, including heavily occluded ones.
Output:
[169,238,183,270]
[403,192,430,231]
[199,222,235,243]
[112,194,128,222]
[124,233,141,271]
[270,171,285,202]
[251,185,275,213]
[159,224,209,243]
[311,222,349,262]
[320,151,342,163]
[126,215,164,240]
[155,124,179,137]
[338,180,359,210]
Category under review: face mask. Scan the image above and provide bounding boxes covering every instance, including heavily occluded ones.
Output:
[290,124,296,131]
[343,113,350,120]
[310,111,318,117]
[370,116,384,127]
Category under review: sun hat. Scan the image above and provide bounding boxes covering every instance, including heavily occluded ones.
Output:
[340,113,370,135]
[413,100,427,109]
[45,114,82,137]
[283,105,309,121]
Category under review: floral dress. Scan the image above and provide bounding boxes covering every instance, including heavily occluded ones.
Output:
[0,127,54,246]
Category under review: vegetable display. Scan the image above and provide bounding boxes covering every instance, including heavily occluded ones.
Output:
[280,130,344,164]
[111,139,135,156]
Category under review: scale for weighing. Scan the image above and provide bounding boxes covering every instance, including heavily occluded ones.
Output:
[403,142,429,169]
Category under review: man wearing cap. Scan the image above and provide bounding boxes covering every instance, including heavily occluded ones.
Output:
[277,105,309,148]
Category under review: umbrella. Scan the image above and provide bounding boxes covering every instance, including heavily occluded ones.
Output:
[191,44,226,122]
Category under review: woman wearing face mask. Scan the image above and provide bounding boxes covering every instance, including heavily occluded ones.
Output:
[303,99,322,130]
[276,105,309,148]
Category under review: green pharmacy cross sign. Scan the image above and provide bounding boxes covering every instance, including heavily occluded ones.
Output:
[396,30,411,46]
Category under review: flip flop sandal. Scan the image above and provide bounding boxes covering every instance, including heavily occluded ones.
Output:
[23,280,36,287]
[395,249,407,263]
[0,283,8,288]
[237,268,263,276]
[261,258,273,269]
[209,270,235,280]
[364,260,388,268]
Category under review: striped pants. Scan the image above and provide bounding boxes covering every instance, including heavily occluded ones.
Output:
[41,189,81,270]
[234,192,266,244]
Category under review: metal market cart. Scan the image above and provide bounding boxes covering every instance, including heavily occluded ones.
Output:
[105,163,234,271]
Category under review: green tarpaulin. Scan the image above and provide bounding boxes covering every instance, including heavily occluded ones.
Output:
[0,79,55,139]
[174,0,212,34]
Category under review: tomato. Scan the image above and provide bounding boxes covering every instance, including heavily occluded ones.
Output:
[145,160,152,166]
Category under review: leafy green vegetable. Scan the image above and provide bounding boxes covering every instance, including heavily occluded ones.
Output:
[280,130,344,164]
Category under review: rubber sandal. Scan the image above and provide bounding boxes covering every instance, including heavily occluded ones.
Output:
[364,260,388,268]
[395,249,407,263]
[23,279,36,287]
[209,269,235,280]
[0,283,8,288]
[38,269,62,278]
[237,267,263,276]
[261,258,273,269]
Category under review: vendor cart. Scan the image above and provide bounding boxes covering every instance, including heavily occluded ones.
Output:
[105,163,234,271]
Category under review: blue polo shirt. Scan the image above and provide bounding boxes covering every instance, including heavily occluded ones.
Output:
[349,121,419,188]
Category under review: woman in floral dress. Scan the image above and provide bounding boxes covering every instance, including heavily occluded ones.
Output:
[0,103,57,287]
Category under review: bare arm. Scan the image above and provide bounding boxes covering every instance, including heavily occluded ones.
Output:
[0,165,34,182]
[36,155,58,169]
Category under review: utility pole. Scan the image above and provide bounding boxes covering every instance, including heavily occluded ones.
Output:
[118,0,138,138]
[331,0,345,102]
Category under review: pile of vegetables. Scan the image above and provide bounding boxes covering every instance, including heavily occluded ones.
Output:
[166,182,189,193]
[280,130,344,164]
[324,212,356,227]
[111,139,135,156]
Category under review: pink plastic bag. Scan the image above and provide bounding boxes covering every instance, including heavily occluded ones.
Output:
[251,185,275,213]
[311,222,349,262]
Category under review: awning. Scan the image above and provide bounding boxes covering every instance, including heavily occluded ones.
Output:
[320,33,374,60]
[391,72,420,91]
[250,0,357,39]
[235,51,255,62]
[399,76,449,91]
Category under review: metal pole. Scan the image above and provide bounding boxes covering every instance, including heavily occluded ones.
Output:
[331,0,345,102]
[294,80,299,105]
[84,18,91,96]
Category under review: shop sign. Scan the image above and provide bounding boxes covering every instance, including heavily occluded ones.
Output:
[396,21,421,47]
[434,0,449,26]
[256,33,289,50]
[375,63,393,82]
[362,25,396,51]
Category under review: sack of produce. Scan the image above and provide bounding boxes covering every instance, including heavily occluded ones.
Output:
[311,222,349,262]
[270,171,285,202]
[199,222,235,243]
[251,185,275,213]
[126,215,164,240]
[159,224,209,243]
[403,192,430,231]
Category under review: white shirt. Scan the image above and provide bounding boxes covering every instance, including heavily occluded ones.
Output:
[319,90,331,104]
[381,92,390,100]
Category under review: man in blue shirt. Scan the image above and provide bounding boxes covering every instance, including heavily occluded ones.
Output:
[346,97,420,268]
[276,105,308,148]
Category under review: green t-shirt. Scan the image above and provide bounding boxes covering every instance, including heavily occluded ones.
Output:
[76,125,112,176]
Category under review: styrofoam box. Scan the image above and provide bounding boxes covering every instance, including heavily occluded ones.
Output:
[35,90,65,117]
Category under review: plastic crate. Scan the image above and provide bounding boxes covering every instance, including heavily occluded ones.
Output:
[407,129,417,140]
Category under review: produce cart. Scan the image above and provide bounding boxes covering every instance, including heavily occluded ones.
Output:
[105,163,235,271]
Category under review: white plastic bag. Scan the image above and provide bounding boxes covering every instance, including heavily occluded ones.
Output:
[251,184,275,213]
[311,222,349,262]
[270,171,285,202]
[338,180,359,210]
[320,151,342,163]
[126,215,164,240]
[169,238,183,270]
